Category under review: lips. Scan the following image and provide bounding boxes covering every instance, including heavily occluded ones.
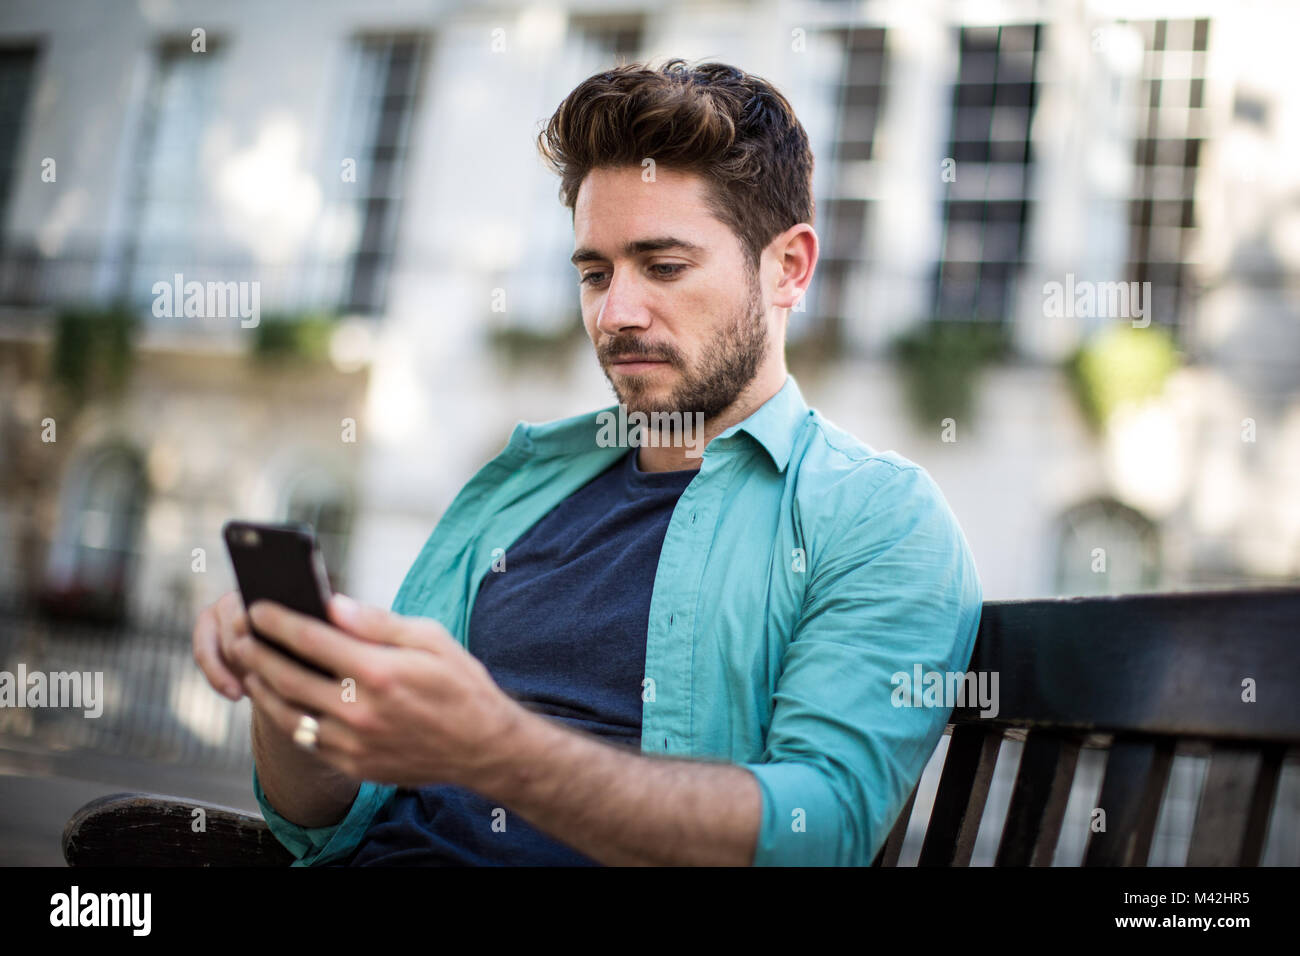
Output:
[609,358,669,373]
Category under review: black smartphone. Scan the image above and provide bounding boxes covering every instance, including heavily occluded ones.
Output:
[223,520,335,678]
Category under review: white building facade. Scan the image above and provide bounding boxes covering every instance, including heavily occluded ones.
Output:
[0,0,1295,616]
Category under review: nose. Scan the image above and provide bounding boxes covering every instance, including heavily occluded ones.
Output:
[595,267,652,336]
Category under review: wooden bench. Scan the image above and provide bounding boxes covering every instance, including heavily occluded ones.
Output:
[63,588,1300,866]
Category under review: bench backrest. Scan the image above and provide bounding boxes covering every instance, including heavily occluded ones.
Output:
[873,587,1300,866]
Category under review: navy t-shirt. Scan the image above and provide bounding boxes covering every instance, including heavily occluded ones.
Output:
[343,447,697,865]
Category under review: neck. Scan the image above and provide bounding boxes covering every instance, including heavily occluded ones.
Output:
[635,359,788,473]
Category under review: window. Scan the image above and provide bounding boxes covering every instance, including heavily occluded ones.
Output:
[493,14,645,339]
[321,35,426,316]
[934,24,1041,322]
[1053,497,1161,596]
[1121,18,1210,335]
[43,445,148,623]
[802,26,888,348]
[118,38,224,307]
[567,13,643,61]
[0,46,38,248]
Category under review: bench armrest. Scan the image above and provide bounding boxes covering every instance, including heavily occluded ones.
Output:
[63,792,294,866]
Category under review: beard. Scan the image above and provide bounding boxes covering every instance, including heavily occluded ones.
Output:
[596,267,767,424]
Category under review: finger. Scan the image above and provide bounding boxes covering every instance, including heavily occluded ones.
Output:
[233,628,351,721]
[214,592,252,674]
[328,593,456,653]
[215,590,247,631]
[243,672,358,758]
[193,608,244,701]
[246,600,380,677]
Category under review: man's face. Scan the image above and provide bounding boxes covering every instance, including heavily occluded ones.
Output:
[571,165,771,421]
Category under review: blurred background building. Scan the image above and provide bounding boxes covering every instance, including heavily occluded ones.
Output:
[0,0,1296,864]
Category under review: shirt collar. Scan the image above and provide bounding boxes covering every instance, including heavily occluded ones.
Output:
[712,373,810,472]
[506,373,811,473]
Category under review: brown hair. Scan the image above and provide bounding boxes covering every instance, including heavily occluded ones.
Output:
[536,58,814,271]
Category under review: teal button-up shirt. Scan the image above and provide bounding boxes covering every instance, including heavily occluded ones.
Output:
[254,373,983,865]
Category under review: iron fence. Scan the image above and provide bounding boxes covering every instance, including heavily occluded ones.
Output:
[0,590,253,773]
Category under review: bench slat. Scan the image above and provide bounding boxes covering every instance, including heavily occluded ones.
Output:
[872,782,918,867]
[919,722,1002,866]
[1082,736,1174,866]
[995,730,1081,866]
[1187,743,1284,865]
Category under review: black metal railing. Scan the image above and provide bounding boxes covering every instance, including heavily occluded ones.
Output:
[0,588,253,772]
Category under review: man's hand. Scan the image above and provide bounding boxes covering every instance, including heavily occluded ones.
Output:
[192,590,361,826]
[234,596,531,790]
[191,590,257,701]
[238,595,761,864]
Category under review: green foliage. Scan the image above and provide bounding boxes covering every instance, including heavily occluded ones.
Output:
[1065,323,1180,432]
[784,320,844,369]
[486,321,587,364]
[251,313,339,363]
[891,318,1009,430]
[50,306,139,405]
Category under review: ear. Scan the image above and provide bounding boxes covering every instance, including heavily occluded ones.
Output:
[770,223,818,310]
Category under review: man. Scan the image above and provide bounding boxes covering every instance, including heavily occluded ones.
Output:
[192,59,983,866]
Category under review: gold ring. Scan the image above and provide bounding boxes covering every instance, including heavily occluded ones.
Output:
[293,714,320,751]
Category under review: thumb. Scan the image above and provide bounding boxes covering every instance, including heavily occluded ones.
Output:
[327,593,454,652]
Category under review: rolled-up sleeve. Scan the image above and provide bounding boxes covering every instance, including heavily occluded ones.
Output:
[744,463,983,866]
[253,766,396,866]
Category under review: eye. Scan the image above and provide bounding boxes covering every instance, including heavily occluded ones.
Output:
[650,263,687,279]
[580,263,686,287]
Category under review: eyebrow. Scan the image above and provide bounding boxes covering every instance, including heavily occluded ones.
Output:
[570,237,704,266]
